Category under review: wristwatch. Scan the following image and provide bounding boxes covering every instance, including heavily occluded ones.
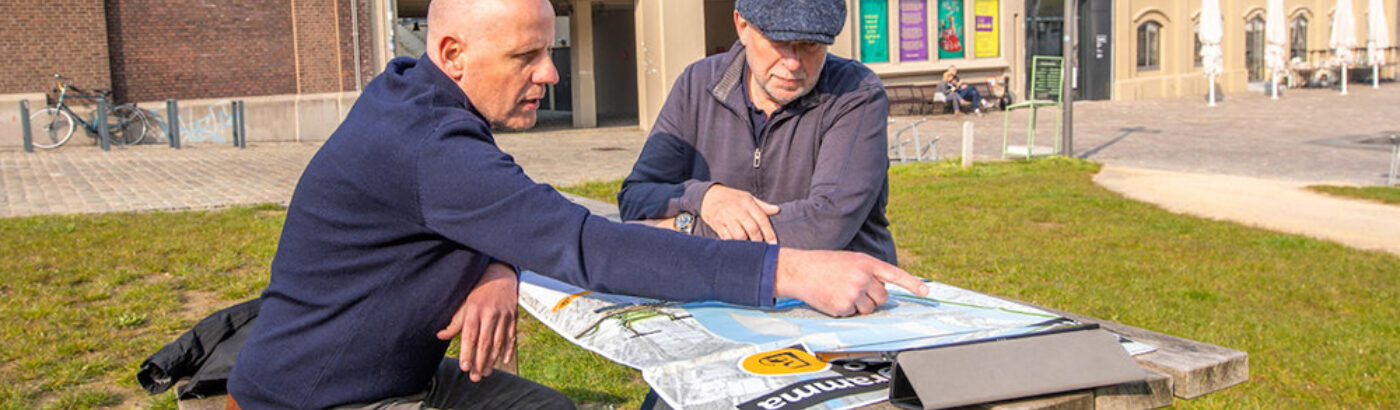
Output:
[674,212,695,234]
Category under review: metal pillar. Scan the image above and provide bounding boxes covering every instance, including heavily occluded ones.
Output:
[97,99,111,151]
[1389,135,1399,187]
[237,101,247,148]
[167,99,181,149]
[20,100,33,153]
[1060,0,1077,157]
[230,101,245,148]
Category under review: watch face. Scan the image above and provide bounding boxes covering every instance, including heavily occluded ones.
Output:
[676,212,695,232]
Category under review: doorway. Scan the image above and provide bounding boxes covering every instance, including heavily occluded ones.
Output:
[1024,0,1112,100]
[591,2,639,126]
[705,0,739,56]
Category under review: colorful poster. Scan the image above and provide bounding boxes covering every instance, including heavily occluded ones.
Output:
[860,0,889,63]
[974,0,1000,58]
[899,0,928,61]
[937,0,964,59]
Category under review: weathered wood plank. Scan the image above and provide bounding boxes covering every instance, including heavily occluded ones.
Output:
[1093,367,1173,409]
[1024,305,1248,399]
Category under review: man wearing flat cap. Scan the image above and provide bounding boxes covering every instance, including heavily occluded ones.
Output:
[619,0,897,266]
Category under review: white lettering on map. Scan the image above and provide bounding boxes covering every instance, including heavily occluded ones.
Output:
[751,373,892,409]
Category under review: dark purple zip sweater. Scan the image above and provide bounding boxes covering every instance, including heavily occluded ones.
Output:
[227,55,777,409]
[618,44,896,265]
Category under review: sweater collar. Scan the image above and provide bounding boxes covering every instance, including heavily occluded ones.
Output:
[403,53,489,123]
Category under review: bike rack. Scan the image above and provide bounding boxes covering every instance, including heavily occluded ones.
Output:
[889,118,938,162]
[20,100,33,153]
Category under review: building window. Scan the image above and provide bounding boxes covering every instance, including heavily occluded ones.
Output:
[1289,16,1308,61]
[1137,22,1161,70]
[1194,22,1203,67]
[1246,16,1265,81]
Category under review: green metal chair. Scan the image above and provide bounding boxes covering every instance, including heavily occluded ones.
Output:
[1003,56,1064,159]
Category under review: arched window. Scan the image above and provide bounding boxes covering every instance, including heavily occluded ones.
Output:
[1289,16,1308,61]
[1246,16,1265,81]
[1137,21,1161,70]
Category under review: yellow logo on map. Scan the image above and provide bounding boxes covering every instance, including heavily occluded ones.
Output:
[740,346,830,376]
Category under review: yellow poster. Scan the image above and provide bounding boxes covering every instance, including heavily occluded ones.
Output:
[974,0,999,58]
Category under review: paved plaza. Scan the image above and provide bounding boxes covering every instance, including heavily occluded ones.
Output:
[2,84,1397,254]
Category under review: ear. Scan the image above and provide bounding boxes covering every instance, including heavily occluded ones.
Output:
[437,35,466,81]
[734,11,749,46]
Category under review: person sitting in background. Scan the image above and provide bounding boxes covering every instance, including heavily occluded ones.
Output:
[941,66,984,115]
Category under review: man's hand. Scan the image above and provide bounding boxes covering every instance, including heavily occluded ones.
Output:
[700,184,781,243]
[773,248,929,317]
[437,262,518,382]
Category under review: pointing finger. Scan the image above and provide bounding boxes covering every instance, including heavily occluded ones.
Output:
[873,264,929,297]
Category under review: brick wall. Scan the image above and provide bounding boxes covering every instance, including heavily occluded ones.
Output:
[337,0,377,91]
[105,0,299,103]
[0,1,112,98]
[292,0,342,94]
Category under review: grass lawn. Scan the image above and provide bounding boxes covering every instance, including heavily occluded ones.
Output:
[1307,184,1400,206]
[2,159,1397,408]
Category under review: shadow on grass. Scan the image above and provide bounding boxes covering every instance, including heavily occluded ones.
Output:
[563,388,628,407]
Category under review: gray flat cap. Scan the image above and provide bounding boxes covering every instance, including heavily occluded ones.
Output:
[736,0,847,45]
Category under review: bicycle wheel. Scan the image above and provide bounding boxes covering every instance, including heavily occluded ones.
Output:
[28,107,76,149]
[108,104,150,146]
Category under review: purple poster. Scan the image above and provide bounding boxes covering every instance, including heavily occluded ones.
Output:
[899,0,928,61]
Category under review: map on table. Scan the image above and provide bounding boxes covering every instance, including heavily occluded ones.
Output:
[519,271,1152,409]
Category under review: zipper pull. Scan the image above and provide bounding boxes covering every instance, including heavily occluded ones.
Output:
[753,148,762,168]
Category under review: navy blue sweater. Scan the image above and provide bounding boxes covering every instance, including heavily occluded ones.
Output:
[227,55,777,409]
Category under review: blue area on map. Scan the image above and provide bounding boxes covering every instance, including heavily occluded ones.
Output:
[678,296,1059,352]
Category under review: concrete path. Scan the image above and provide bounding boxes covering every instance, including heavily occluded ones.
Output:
[1095,165,1400,256]
[891,83,1400,186]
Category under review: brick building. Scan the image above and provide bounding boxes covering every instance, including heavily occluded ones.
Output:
[0,0,391,146]
[0,0,376,103]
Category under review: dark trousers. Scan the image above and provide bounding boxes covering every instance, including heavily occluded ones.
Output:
[955,86,984,112]
[341,358,575,410]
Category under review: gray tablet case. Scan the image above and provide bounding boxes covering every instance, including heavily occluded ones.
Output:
[888,326,1147,409]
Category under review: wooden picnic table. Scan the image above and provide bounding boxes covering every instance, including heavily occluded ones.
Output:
[563,193,1247,410]
[180,195,1246,410]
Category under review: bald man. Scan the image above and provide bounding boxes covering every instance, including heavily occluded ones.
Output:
[227,0,926,408]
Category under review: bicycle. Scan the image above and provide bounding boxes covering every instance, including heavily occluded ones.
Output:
[28,74,150,149]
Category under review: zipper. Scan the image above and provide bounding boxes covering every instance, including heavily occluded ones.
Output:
[753,148,762,168]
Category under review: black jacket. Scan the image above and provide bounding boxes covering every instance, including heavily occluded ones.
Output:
[137,298,260,399]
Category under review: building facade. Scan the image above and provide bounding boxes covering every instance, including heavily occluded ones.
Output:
[1113,0,1397,101]
[4,0,1395,147]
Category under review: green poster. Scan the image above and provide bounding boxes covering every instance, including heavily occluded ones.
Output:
[937,0,964,59]
[860,0,888,63]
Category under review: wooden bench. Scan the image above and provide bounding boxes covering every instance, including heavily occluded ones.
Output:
[886,84,945,115]
[887,80,1009,116]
